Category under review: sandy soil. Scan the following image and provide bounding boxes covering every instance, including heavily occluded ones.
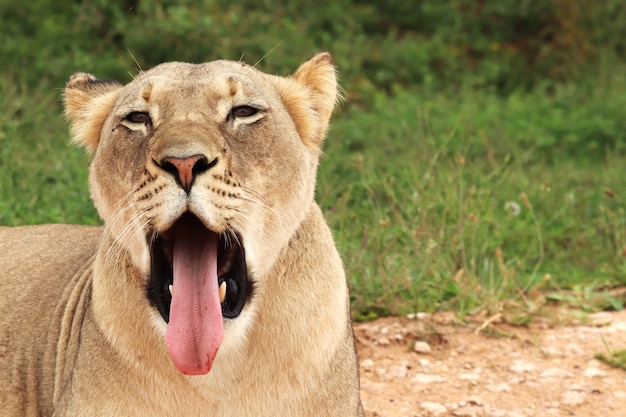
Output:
[355,310,626,417]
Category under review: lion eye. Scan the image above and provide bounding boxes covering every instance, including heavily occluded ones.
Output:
[125,111,150,124]
[230,106,258,118]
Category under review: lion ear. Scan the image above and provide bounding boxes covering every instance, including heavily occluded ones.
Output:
[64,73,123,153]
[276,52,340,147]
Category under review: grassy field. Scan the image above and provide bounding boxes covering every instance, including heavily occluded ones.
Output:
[318,75,626,320]
[2,65,626,322]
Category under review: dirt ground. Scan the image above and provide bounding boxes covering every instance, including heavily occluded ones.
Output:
[355,309,626,417]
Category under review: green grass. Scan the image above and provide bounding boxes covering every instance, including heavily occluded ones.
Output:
[317,74,626,320]
[2,67,626,322]
[597,349,626,371]
[0,77,99,225]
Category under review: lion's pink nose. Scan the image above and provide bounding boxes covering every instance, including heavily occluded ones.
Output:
[160,154,214,193]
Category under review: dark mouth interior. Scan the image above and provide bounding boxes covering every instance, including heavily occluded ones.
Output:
[147,213,251,322]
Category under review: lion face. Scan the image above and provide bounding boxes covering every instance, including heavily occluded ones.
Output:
[64,54,337,375]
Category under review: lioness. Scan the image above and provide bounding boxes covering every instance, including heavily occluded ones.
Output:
[0,53,364,416]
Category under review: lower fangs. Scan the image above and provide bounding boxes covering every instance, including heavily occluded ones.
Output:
[219,281,226,303]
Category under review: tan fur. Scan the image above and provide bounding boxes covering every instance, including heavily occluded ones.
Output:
[0,53,364,416]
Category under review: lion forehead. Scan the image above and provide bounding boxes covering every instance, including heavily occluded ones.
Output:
[118,62,278,120]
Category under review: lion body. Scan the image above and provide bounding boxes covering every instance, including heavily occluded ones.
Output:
[0,54,364,416]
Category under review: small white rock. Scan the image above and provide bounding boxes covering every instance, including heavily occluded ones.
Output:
[421,401,448,415]
[466,395,483,406]
[561,390,586,406]
[566,343,585,356]
[540,367,573,379]
[588,311,613,326]
[414,341,432,354]
[486,383,511,393]
[543,346,562,357]
[453,405,484,417]
[360,358,374,368]
[417,312,432,320]
[583,367,606,378]
[587,359,602,367]
[412,373,446,384]
[387,364,409,379]
[509,360,536,374]
[483,406,506,417]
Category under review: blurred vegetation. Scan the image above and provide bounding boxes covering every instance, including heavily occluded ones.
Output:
[2,0,626,321]
[3,0,626,96]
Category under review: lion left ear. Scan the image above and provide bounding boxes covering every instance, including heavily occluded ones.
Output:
[275,52,340,148]
[64,73,123,153]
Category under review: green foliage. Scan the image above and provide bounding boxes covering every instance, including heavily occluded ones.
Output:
[2,0,626,94]
[597,338,626,371]
[318,79,626,318]
[0,78,98,225]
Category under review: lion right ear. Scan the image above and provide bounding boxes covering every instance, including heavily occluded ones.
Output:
[64,73,123,153]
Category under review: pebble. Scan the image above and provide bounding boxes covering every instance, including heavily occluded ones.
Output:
[566,342,585,356]
[420,401,447,415]
[359,381,387,395]
[543,346,561,357]
[484,409,525,417]
[614,390,626,398]
[412,373,446,384]
[509,360,536,373]
[419,358,431,367]
[453,405,484,417]
[387,364,409,379]
[459,373,480,382]
[483,407,506,417]
[466,396,483,405]
[583,367,606,378]
[561,389,586,406]
[486,382,511,393]
[611,321,626,331]
[414,341,432,354]
[406,312,432,320]
[588,312,613,326]
[361,358,374,368]
[539,367,573,379]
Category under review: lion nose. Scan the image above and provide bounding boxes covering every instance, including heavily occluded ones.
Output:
[160,154,217,193]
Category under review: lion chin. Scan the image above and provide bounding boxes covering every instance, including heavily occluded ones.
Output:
[0,53,365,417]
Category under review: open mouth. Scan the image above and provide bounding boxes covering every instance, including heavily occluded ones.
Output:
[147,212,251,323]
[147,212,251,374]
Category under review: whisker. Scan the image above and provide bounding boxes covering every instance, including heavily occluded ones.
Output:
[253,42,282,68]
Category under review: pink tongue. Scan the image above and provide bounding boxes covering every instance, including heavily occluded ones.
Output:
[165,223,224,375]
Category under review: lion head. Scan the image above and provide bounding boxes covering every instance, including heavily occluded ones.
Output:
[64,53,338,375]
